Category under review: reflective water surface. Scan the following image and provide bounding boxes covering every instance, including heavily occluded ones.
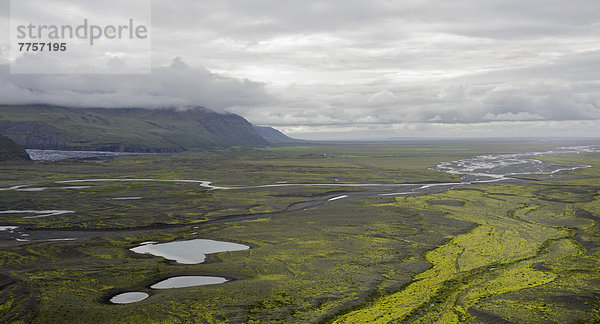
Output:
[151,276,228,289]
[130,239,250,264]
[110,292,149,304]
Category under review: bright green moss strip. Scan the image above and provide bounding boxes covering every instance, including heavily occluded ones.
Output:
[335,182,595,323]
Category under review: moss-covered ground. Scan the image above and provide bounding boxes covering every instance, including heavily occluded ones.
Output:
[0,141,599,323]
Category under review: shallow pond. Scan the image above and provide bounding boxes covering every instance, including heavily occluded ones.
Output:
[110,292,149,304]
[151,276,228,289]
[130,239,249,264]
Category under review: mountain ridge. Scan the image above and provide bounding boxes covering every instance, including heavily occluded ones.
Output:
[0,105,270,152]
[253,125,301,144]
[0,134,31,161]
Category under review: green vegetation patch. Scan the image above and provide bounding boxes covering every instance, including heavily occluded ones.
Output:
[0,142,598,323]
[334,179,600,323]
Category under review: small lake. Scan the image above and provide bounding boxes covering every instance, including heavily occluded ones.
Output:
[130,239,249,264]
[110,292,149,304]
[151,276,228,289]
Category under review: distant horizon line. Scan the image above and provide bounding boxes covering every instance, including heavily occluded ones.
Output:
[289,136,600,143]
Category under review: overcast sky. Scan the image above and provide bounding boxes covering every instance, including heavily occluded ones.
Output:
[1,0,600,140]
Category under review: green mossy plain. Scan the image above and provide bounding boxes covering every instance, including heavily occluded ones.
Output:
[0,141,599,323]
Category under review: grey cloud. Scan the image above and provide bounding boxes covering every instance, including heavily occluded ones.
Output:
[236,70,600,128]
[0,58,273,111]
[480,82,600,121]
[151,0,600,39]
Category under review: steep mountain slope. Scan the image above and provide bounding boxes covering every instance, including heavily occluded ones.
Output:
[0,134,30,161]
[0,105,269,152]
[253,126,300,144]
